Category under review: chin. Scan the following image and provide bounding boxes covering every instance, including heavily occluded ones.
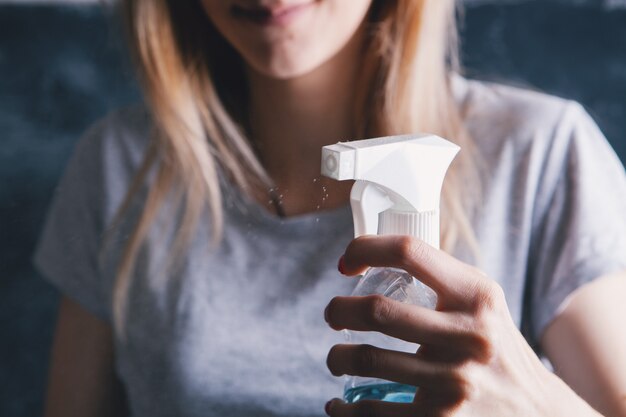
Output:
[254,62,324,80]
[248,51,327,80]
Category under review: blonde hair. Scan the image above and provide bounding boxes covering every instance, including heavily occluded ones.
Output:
[114,0,480,331]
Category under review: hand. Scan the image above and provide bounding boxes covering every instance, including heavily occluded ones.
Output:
[324,235,601,417]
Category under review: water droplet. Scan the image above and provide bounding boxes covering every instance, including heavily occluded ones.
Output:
[279,194,284,199]
[315,218,320,223]
[313,178,318,183]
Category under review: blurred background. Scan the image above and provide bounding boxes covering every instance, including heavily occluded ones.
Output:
[1,0,625,415]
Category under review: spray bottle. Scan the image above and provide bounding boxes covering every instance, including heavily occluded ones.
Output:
[321,134,459,403]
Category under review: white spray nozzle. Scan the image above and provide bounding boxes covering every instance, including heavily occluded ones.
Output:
[321,134,459,247]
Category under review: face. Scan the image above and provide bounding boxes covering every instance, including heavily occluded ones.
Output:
[201,0,373,79]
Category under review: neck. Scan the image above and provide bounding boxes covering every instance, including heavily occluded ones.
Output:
[246,26,364,216]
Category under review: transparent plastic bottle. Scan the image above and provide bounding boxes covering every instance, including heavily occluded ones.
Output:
[343,267,437,403]
[321,134,459,404]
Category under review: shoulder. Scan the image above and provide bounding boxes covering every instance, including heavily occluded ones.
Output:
[453,75,626,218]
[87,104,152,140]
[452,75,584,152]
[69,105,153,198]
[61,105,154,225]
[451,75,610,184]
[453,75,571,120]
[76,104,153,168]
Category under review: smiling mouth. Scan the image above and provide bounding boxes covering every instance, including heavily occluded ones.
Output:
[231,2,315,26]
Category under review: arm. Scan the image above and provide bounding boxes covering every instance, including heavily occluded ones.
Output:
[542,271,626,417]
[44,296,127,417]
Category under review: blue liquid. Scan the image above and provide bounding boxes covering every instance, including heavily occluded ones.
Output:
[344,383,417,403]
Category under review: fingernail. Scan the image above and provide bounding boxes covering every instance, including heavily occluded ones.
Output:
[324,304,330,323]
[325,400,332,415]
[337,255,346,275]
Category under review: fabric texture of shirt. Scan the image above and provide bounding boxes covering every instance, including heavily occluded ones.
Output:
[34,77,626,417]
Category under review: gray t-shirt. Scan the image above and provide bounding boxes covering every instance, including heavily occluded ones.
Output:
[35,78,626,417]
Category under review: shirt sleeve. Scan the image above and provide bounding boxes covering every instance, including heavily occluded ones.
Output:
[34,121,110,321]
[528,102,626,344]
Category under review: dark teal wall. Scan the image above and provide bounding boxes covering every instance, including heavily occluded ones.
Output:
[0,6,140,417]
[462,1,626,161]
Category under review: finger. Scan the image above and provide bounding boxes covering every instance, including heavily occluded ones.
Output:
[326,398,421,417]
[327,344,454,390]
[325,295,483,351]
[342,235,492,305]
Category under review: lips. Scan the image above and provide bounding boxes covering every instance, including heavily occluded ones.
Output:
[231,2,315,26]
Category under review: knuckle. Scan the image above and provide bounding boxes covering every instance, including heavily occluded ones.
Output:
[346,235,369,258]
[474,279,505,311]
[395,236,414,263]
[454,378,476,402]
[485,280,506,306]
[446,363,478,401]
[459,365,479,400]
[453,315,492,360]
[470,331,497,363]
[365,295,394,328]
[393,236,425,266]
[353,344,381,375]
[446,365,467,387]
[464,309,499,362]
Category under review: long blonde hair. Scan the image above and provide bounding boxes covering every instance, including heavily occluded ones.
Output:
[114,0,479,331]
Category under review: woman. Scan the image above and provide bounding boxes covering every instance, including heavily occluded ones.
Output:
[37,0,626,416]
